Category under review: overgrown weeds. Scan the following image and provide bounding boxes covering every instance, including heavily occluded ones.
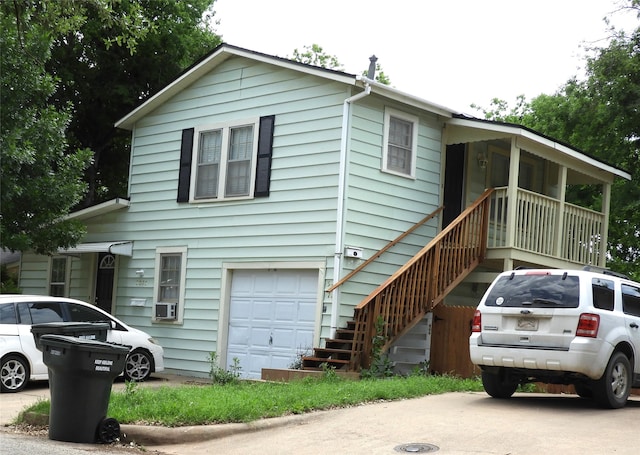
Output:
[207,352,242,385]
[106,374,481,427]
[14,373,483,428]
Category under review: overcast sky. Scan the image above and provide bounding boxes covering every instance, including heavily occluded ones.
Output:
[213,0,637,114]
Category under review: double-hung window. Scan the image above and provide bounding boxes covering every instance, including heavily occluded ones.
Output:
[382,108,418,178]
[194,120,259,201]
[49,256,68,297]
[153,246,187,323]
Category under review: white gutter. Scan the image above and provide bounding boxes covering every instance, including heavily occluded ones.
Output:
[330,78,372,336]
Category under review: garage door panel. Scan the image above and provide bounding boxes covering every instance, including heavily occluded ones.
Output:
[271,328,295,349]
[297,300,316,323]
[252,273,277,294]
[249,327,271,347]
[252,299,274,320]
[228,325,250,344]
[274,300,295,321]
[270,353,294,370]
[229,299,252,320]
[295,328,314,346]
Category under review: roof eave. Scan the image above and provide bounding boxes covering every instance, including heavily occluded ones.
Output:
[356,76,455,118]
[66,198,131,221]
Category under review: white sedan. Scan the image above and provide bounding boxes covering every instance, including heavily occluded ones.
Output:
[0,295,164,392]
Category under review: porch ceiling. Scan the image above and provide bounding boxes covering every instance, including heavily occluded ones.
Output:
[445,117,630,183]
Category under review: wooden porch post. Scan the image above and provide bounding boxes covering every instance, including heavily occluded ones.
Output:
[600,182,612,268]
[554,166,567,259]
[505,138,520,251]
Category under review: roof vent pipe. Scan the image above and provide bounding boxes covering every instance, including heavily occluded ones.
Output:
[367,55,377,80]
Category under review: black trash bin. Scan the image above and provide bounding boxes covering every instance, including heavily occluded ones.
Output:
[31,322,110,351]
[39,334,130,443]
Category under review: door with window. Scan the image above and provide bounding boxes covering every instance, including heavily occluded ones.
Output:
[95,253,115,314]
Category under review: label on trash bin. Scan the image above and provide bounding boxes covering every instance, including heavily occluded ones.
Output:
[51,349,62,356]
[95,359,114,372]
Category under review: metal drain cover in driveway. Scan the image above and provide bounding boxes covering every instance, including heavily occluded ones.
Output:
[394,443,439,453]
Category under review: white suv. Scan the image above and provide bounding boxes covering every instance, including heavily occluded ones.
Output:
[469,268,640,408]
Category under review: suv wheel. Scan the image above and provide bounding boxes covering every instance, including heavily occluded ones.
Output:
[481,369,518,399]
[1,355,30,393]
[593,351,631,409]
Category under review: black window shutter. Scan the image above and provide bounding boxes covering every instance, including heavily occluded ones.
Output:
[254,115,275,197]
[177,128,194,202]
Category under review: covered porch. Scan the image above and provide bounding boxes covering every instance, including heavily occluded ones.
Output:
[444,116,630,273]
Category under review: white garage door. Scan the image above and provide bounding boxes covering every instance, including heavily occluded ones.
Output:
[227,269,318,379]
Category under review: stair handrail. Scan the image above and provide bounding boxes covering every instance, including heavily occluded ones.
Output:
[349,188,493,370]
[326,206,444,293]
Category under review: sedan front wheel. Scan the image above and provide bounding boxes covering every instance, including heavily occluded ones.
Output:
[124,349,153,382]
[1,355,30,393]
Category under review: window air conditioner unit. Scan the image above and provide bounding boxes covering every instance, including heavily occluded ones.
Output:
[155,302,177,320]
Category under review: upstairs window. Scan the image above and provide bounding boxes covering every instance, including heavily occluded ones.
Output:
[194,121,258,200]
[177,116,275,203]
[382,108,418,178]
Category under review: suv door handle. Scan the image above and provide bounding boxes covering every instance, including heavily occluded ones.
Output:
[631,322,639,329]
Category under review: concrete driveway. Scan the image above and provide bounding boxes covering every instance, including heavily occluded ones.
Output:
[2,377,639,455]
[145,391,640,455]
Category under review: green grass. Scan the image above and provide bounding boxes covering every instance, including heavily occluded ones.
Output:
[19,374,483,427]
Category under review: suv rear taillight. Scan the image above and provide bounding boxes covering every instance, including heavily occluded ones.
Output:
[471,310,481,332]
[576,313,600,338]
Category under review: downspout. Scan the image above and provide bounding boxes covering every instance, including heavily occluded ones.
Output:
[331,77,372,336]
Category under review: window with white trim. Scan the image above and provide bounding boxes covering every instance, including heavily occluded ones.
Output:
[153,247,187,323]
[49,256,68,297]
[193,119,259,201]
[382,108,418,178]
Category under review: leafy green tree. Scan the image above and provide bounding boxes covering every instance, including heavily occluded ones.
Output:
[47,0,221,205]
[1,1,92,255]
[292,44,344,70]
[471,2,640,277]
[291,43,391,85]
[0,0,178,254]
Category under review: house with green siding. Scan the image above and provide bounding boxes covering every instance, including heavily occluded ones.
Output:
[16,44,630,379]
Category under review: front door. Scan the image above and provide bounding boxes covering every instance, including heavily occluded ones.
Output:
[95,253,115,313]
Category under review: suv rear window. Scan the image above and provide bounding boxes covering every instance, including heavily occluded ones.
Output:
[484,273,580,308]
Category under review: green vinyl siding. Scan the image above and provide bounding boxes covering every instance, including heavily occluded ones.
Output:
[18,55,449,377]
[337,99,443,310]
[94,57,345,376]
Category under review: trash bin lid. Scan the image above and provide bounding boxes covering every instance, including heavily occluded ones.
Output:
[31,321,111,333]
[39,334,131,354]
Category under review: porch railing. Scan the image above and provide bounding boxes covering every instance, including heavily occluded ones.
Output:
[488,187,604,265]
[349,188,493,370]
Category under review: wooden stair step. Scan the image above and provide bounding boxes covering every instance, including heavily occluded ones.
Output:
[334,330,355,340]
[325,338,354,348]
[311,348,352,360]
[302,357,350,366]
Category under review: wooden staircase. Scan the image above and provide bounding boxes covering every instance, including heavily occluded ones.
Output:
[302,189,493,373]
[302,321,356,370]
